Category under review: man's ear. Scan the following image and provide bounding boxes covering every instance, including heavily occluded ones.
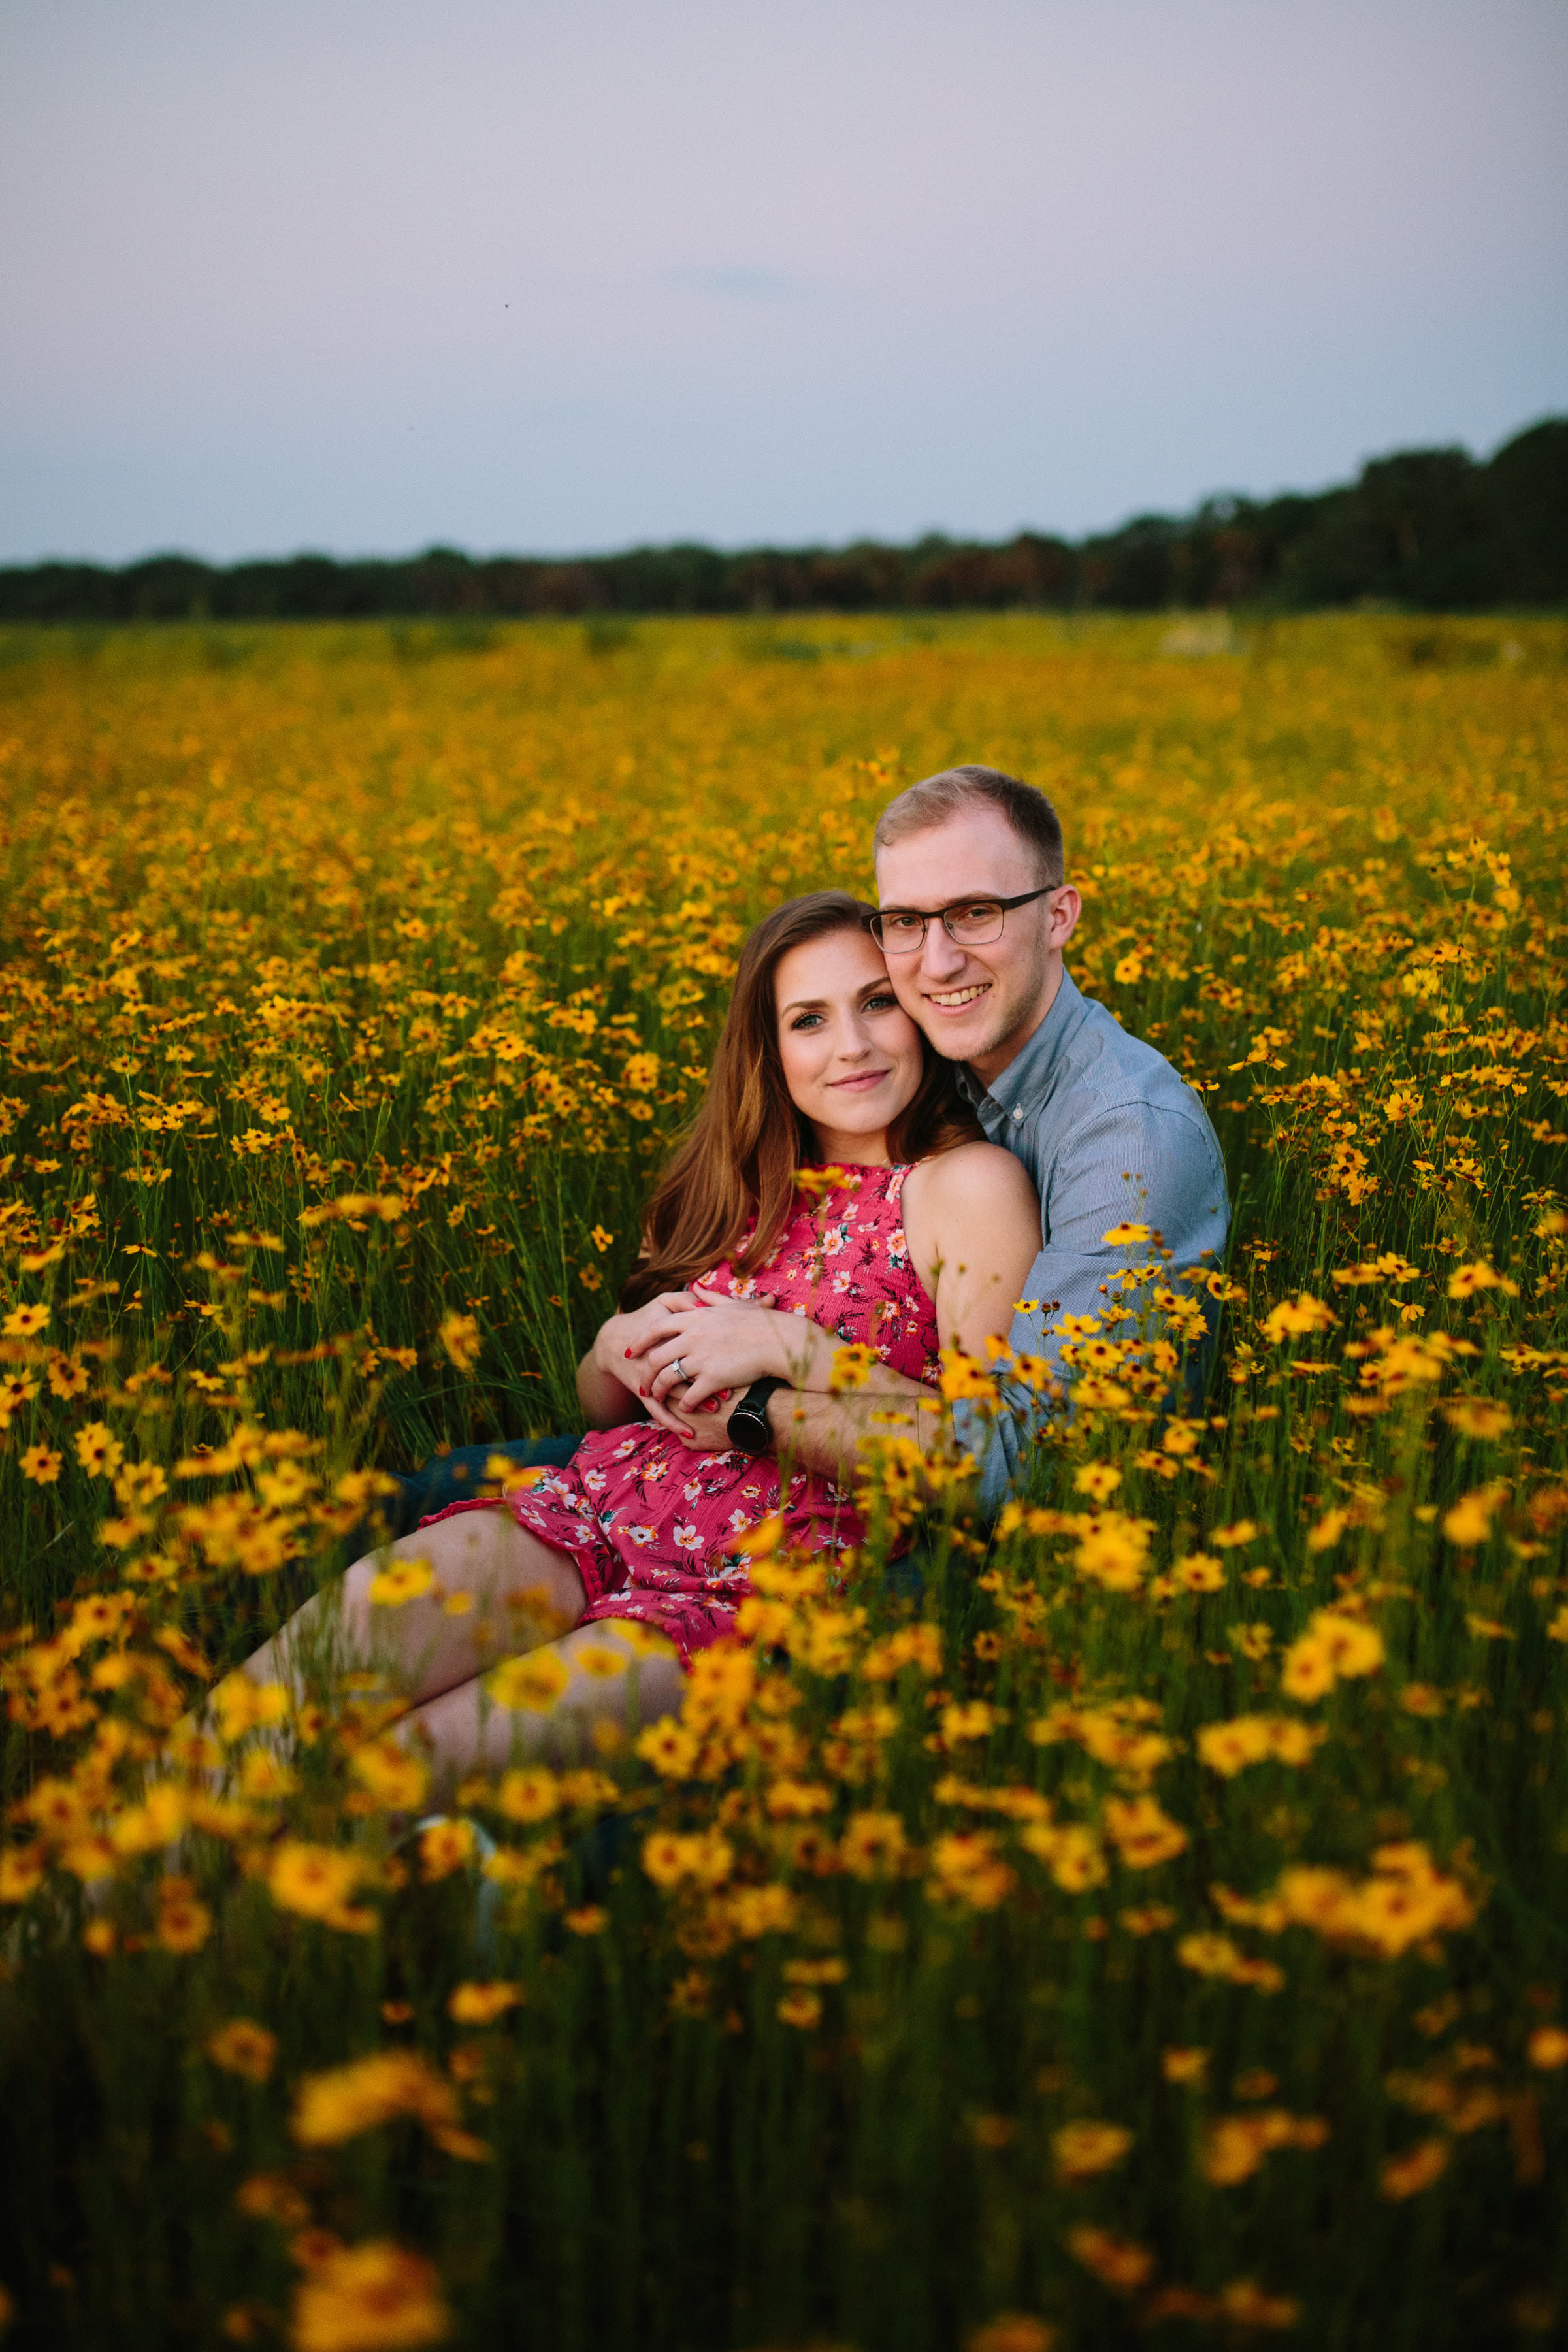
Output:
[1050,885,1083,949]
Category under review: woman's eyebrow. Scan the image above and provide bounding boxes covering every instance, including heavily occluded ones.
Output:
[779,983,889,1015]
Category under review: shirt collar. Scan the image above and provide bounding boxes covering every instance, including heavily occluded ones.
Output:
[959,966,1083,1120]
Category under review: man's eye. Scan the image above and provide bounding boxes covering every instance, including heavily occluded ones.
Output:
[883,914,922,936]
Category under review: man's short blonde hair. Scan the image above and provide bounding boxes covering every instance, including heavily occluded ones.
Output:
[873,764,1064,887]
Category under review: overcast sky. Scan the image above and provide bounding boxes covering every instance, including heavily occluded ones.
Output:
[1,0,1564,564]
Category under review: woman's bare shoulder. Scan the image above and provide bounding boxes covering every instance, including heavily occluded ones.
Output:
[906,1140,1039,1224]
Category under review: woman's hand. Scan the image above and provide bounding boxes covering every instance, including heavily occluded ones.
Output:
[633,1283,810,1414]
[577,1292,702,1428]
[591,1292,700,1396]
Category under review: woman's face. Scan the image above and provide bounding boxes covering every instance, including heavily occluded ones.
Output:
[773,924,926,1162]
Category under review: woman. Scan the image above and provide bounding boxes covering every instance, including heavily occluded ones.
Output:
[237,892,1041,1789]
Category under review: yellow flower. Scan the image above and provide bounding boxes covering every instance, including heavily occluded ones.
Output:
[418,1821,475,1881]
[157,1876,213,1953]
[573,1644,627,1680]
[634,1718,700,1777]
[1052,2120,1132,2181]
[0,1846,47,1904]
[1073,1463,1122,1501]
[448,1982,522,2025]
[840,1810,907,1880]
[1261,1294,1335,1343]
[1527,2026,1568,2070]
[350,1742,430,1812]
[1102,1795,1188,1869]
[3,1302,50,1337]
[369,1558,434,1609]
[212,1675,290,1743]
[1162,2047,1209,2083]
[437,1311,482,1373]
[207,2019,278,2082]
[269,1840,362,1921]
[1310,1610,1384,1678]
[728,1883,799,1937]
[1021,1822,1107,1894]
[487,1651,571,1712]
[1073,1515,1149,1591]
[74,1422,124,1479]
[1443,1488,1503,1548]
[292,2239,451,2352]
[495,1767,559,1823]
[20,1445,63,1486]
[292,2051,459,2148]
[928,1830,1016,1909]
[1174,1552,1225,1592]
[1443,1397,1512,1439]
[776,1988,823,2029]
[1210,1519,1260,1549]
[968,2319,1056,2352]
[1380,2138,1450,2198]
[1066,2226,1154,2293]
[564,1904,609,1935]
[1279,1635,1337,1703]
[1446,1260,1518,1299]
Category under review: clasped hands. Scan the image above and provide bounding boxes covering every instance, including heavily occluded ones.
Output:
[597,1284,826,1451]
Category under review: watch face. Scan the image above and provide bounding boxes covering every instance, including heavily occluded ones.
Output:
[728,1404,768,1454]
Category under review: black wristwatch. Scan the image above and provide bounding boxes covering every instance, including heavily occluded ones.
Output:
[727,1375,789,1456]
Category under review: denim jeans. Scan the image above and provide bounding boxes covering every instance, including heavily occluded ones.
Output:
[349,1435,583,1554]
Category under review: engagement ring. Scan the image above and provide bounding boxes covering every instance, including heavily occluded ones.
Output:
[671,1358,687,1384]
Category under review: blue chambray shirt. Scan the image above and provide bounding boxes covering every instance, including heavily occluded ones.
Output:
[948,967,1230,1509]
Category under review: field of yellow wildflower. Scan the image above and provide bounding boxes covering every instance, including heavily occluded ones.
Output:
[0,610,1565,2350]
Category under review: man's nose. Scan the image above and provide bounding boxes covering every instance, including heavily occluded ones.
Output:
[919,919,966,979]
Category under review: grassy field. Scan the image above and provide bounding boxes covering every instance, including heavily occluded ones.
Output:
[0,610,1565,2350]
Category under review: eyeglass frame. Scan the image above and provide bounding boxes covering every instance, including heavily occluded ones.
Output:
[867,884,1057,954]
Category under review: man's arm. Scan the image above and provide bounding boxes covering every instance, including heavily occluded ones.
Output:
[764,1374,941,1485]
[953,1096,1231,1511]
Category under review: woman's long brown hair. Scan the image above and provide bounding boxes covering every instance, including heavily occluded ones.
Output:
[619,890,980,1310]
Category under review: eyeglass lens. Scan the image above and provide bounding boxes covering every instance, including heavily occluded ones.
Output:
[875,902,1005,951]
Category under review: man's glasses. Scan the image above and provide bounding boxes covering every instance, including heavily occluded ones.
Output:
[868,886,1054,954]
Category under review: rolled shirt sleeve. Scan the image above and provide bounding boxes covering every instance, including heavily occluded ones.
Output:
[952,1094,1230,1511]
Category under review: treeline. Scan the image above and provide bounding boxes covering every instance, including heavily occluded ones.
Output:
[2,417,1562,624]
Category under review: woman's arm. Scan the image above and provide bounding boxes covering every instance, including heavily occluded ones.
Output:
[902,1141,1043,1360]
[651,1145,1042,1475]
[575,1291,704,1429]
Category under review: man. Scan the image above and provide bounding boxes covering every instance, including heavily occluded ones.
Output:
[860,763,1229,1503]
[374,764,1227,1532]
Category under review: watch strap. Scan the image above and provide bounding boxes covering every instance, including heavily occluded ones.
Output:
[727,1375,789,1455]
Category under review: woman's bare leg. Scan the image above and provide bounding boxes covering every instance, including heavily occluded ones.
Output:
[400,1620,687,1799]
[238,1511,589,1718]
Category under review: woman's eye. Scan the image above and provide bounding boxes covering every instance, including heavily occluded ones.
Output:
[790,1013,823,1030]
[865,992,898,1011]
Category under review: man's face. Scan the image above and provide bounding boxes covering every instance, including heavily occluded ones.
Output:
[874,806,1080,1084]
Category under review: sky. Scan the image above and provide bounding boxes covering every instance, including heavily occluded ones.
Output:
[1,0,1565,564]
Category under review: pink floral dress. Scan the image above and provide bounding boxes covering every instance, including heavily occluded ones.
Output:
[425,1164,939,1666]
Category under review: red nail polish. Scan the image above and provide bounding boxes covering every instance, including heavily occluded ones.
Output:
[624,1348,632,1358]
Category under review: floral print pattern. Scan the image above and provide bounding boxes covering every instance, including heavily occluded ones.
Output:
[423,1165,939,1666]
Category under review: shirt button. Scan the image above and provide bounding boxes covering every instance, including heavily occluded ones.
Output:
[1012,1107,1023,1122]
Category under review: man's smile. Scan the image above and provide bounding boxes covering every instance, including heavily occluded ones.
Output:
[926,981,992,1009]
